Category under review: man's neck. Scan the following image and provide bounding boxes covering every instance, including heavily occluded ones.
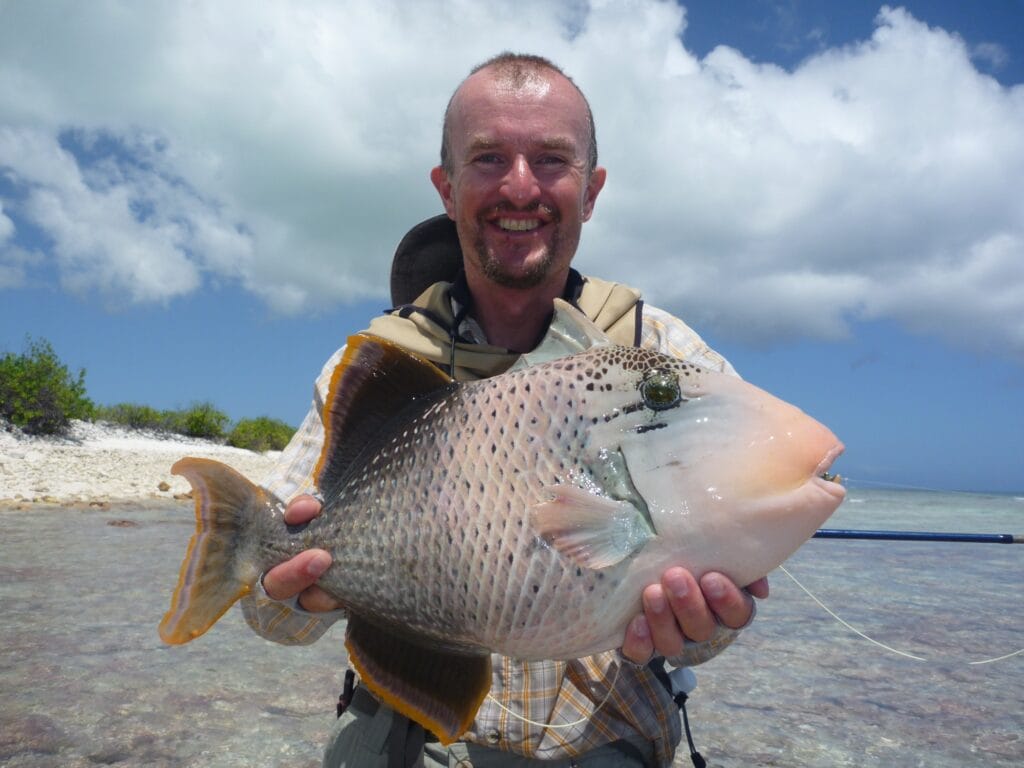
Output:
[464,271,569,353]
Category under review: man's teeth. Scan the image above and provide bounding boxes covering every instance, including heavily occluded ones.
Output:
[498,218,540,232]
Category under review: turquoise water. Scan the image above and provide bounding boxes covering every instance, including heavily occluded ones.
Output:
[0,490,1021,767]
[691,487,1023,767]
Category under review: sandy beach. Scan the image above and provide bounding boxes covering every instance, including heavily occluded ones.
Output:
[0,419,279,505]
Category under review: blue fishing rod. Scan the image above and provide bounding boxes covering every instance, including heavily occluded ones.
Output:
[814,474,1023,543]
[813,529,1023,543]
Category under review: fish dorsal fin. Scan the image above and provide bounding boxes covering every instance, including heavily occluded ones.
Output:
[345,614,491,745]
[510,298,613,371]
[314,333,453,499]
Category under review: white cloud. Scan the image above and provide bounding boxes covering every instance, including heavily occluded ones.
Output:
[0,1,1022,357]
[0,201,13,244]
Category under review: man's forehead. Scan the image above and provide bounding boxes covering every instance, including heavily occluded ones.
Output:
[451,69,588,148]
[464,133,580,154]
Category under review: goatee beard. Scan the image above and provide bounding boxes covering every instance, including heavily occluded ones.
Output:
[471,208,561,289]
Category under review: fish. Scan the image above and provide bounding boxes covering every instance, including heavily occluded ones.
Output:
[159,301,845,743]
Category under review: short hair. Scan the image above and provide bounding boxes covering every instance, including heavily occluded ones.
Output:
[439,52,598,175]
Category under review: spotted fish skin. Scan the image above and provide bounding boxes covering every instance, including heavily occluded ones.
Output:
[308,347,681,660]
[161,306,845,741]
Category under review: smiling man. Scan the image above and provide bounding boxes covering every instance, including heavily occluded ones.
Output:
[245,53,764,768]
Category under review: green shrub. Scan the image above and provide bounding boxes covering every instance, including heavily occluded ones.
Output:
[0,337,94,435]
[167,401,230,439]
[228,416,295,452]
[94,402,168,431]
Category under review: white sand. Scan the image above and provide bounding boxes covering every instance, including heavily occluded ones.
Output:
[0,419,279,504]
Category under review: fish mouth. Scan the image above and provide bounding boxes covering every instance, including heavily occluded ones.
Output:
[813,442,846,500]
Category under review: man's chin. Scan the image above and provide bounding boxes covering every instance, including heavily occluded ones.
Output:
[473,241,555,290]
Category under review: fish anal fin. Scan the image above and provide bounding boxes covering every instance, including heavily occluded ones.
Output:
[344,614,490,745]
[531,484,654,570]
[159,457,266,644]
[315,334,453,499]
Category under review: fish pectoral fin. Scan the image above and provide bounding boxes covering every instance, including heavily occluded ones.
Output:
[344,614,491,746]
[531,484,655,570]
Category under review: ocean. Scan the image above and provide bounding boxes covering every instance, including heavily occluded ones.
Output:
[0,489,1020,767]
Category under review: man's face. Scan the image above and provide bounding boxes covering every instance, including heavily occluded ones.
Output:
[431,68,606,290]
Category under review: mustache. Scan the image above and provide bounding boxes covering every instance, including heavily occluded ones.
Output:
[483,202,558,220]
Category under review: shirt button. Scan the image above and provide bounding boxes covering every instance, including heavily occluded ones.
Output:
[485,729,501,745]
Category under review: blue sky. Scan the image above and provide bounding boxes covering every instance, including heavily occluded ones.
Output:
[1,1,1022,493]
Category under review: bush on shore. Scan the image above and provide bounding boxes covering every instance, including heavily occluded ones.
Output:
[0,337,94,435]
[95,401,237,441]
[228,416,295,452]
[93,402,169,431]
[164,401,231,440]
[3,337,294,448]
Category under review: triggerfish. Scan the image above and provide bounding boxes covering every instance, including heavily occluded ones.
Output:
[160,301,845,743]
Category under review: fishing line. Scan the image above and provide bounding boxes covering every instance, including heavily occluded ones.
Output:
[779,565,927,661]
[779,565,1024,665]
[839,476,1000,495]
[485,661,623,730]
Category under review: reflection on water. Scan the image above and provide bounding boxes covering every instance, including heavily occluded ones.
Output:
[0,492,1020,767]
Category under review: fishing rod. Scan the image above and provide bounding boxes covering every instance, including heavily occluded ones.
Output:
[814,529,1023,544]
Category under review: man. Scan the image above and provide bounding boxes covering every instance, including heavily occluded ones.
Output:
[244,53,767,767]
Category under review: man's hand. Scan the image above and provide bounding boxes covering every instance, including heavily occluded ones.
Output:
[262,495,342,613]
[621,568,769,663]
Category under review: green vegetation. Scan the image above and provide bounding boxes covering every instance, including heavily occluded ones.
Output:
[2,336,295,449]
[0,337,94,435]
[228,416,296,452]
[93,402,169,431]
[164,401,231,440]
[94,401,234,441]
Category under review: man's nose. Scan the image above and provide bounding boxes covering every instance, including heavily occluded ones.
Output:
[501,155,540,206]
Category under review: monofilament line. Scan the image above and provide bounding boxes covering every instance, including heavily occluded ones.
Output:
[780,565,1024,665]
[779,565,928,661]
[486,662,623,730]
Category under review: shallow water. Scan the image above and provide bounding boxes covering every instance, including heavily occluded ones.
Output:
[0,491,1021,767]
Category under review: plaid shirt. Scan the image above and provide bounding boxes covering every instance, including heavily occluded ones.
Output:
[241,302,742,766]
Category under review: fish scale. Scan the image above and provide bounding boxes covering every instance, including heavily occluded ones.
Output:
[160,304,844,743]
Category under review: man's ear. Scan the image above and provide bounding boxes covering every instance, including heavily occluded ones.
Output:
[430,166,456,219]
[581,166,607,222]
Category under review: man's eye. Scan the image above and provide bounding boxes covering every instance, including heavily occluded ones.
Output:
[474,154,503,165]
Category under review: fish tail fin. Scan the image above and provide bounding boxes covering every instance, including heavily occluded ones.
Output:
[159,457,267,644]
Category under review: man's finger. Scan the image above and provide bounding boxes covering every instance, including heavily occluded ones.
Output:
[700,572,755,630]
[620,614,654,665]
[297,585,343,613]
[746,576,770,600]
[662,567,715,643]
[642,583,685,658]
[284,494,323,526]
[263,549,331,601]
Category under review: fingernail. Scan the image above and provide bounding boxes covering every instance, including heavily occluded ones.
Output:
[667,573,689,601]
[646,592,666,614]
[703,574,726,600]
[632,615,649,639]
[307,553,330,578]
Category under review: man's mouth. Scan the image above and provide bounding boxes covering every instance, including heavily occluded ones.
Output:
[497,217,541,232]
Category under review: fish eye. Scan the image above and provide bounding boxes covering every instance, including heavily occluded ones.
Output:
[640,369,682,411]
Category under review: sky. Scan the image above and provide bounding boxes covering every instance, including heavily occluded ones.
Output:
[1,0,1022,494]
